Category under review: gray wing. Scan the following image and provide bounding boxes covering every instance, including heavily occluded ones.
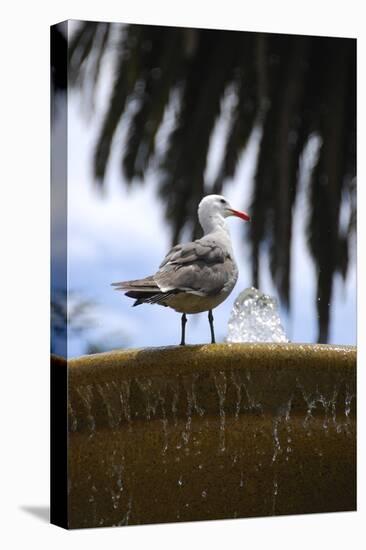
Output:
[155,238,235,296]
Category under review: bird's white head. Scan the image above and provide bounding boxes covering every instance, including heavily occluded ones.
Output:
[198,194,250,235]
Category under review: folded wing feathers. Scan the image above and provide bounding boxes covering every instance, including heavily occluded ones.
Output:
[112,237,232,304]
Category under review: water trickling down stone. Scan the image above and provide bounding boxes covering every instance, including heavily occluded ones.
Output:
[213,371,227,452]
[272,475,278,514]
[96,383,120,429]
[227,287,288,343]
[181,374,204,446]
[76,385,96,432]
[117,495,133,526]
[68,401,78,432]
[116,380,131,424]
[272,418,281,463]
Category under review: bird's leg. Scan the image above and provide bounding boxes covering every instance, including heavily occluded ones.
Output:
[180,313,187,346]
[208,309,216,344]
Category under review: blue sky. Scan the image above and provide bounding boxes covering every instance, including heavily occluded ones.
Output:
[51,39,356,357]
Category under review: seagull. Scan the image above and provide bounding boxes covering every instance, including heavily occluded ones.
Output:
[112,194,250,345]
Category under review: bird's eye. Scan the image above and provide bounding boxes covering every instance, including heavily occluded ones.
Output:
[220,198,226,204]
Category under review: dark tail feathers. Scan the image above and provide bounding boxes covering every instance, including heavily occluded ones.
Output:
[112,277,178,307]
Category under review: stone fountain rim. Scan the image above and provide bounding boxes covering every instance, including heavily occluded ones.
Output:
[64,342,356,434]
[64,343,356,384]
[68,342,355,363]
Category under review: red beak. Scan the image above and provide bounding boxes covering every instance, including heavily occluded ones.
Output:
[229,208,251,222]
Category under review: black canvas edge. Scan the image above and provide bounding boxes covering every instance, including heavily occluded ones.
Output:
[50,20,69,529]
[64,17,357,40]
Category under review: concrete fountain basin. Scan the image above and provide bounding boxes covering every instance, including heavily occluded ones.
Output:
[63,343,356,528]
